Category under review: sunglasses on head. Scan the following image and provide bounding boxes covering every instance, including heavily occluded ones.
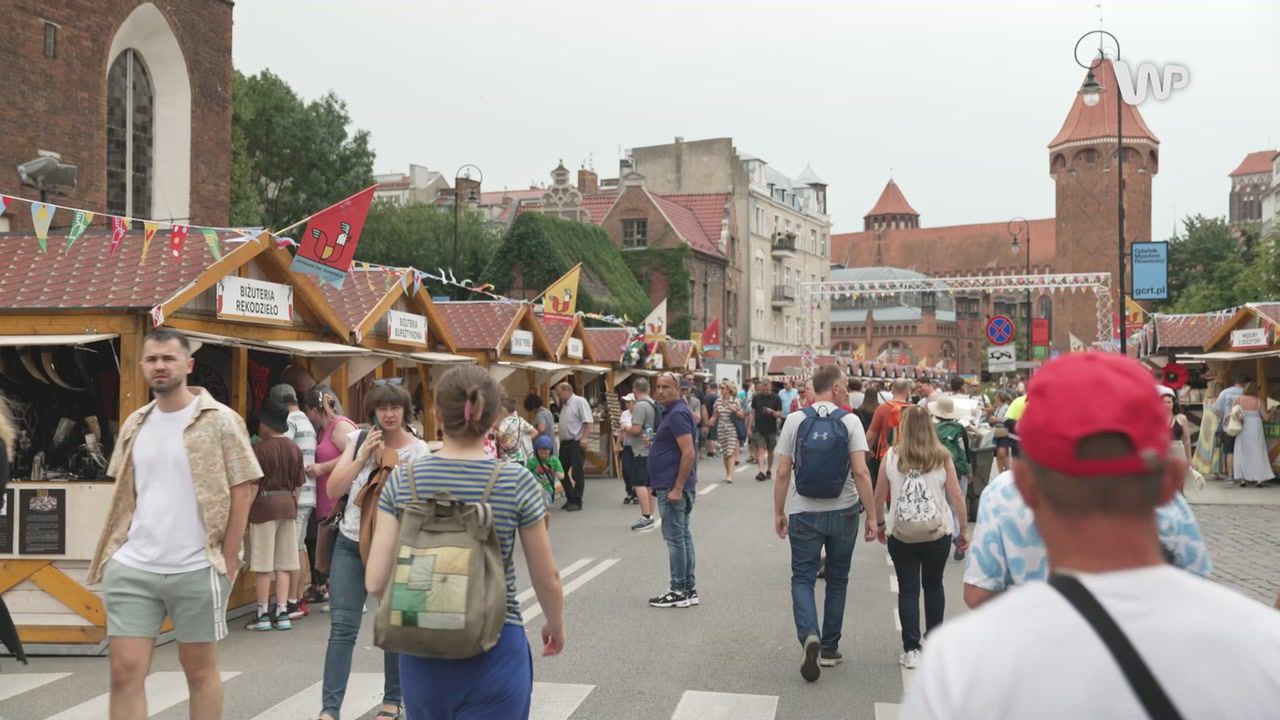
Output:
[373,377,403,386]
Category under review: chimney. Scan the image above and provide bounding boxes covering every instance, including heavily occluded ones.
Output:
[577,168,599,195]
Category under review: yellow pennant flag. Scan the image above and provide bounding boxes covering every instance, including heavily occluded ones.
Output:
[542,263,582,321]
[1125,296,1148,326]
[853,342,866,361]
[917,355,929,369]
[140,222,161,264]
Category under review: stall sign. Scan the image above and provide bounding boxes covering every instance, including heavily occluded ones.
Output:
[19,488,65,555]
[510,329,534,356]
[217,276,294,324]
[1231,327,1270,350]
[567,337,584,360]
[387,309,428,347]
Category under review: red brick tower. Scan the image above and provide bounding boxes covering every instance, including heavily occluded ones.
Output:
[1049,58,1159,349]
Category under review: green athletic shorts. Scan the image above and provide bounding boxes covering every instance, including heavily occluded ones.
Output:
[103,559,231,643]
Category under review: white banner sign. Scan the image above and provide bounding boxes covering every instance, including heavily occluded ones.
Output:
[387,309,428,347]
[1231,327,1269,350]
[986,345,1017,373]
[567,337,584,360]
[510,329,534,356]
[217,276,293,324]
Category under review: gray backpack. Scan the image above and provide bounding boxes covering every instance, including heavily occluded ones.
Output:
[374,462,507,659]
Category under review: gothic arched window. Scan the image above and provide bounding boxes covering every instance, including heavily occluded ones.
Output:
[107,49,153,218]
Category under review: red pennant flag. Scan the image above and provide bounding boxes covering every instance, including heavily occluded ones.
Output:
[0,195,9,215]
[169,225,190,261]
[109,217,132,256]
[290,185,377,288]
[702,318,721,357]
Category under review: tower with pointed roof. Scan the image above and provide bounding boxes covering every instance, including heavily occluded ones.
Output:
[1050,57,1158,347]
[864,180,919,231]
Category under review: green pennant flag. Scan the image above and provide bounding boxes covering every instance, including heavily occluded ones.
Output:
[31,202,54,253]
[66,210,95,250]
[201,228,222,261]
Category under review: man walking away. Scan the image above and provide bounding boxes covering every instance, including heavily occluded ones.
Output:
[752,381,783,482]
[929,396,972,560]
[1213,375,1249,482]
[89,329,261,720]
[702,384,719,458]
[867,379,913,464]
[774,366,878,682]
[247,399,305,631]
[556,382,593,511]
[647,373,699,608]
[271,383,317,620]
[626,379,659,531]
[903,353,1280,719]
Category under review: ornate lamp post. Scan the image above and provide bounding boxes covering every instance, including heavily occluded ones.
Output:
[452,164,483,272]
[1008,216,1031,362]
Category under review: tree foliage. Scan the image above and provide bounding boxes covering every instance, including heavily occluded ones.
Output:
[622,247,692,339]
[1160,215,1272,313]
[356,203,501,289]
[229,70,376,230]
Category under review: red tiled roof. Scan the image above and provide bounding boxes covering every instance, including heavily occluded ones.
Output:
[317,267,397,331]
[478,189,544,205]
[584,327,631,363]
[830,218,1057,275]
[865,180,918,218]
[1049,59,1158,148]
[1152,314,1231,350]
[651,193,724,259]
[662,340,696,370]
[660,194,731,250]
[0,229,249,310]
[581,194,619,225]
[377,177,411,189]
[767,355,837,375]
[1229,151,1278,178]
[433,301,522,352]
[1247,302,1280,328]
[537,314,571,353]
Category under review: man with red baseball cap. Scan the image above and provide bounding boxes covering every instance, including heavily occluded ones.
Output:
[903,353,1280,720]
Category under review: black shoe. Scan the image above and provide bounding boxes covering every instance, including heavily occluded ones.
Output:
[953,547,966,561]
[565,503,583,512]
[801,634,821,682]
[649,590,691,608]
[623,496,636,505]
[686,589,700,606]
[766,471,772,479]
[755,472,766,482]
[820,648,843,667]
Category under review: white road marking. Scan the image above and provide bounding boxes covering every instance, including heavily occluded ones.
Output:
[529,682,595,720]
[698,483,720,496]
[248,672,382,720]
[874,702,901,720]
[902,666,916,693]
[46,671,239,720]
[893,607,902,631]
[523,558,621,623]
[670,690,779,720]
[518,557,594,603]
[735,464,753,474]
[886,554,894,567]
[890,575,899,593]
[0,672,69,702]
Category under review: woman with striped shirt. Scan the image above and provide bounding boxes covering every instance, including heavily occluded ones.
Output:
[366,366,565,720]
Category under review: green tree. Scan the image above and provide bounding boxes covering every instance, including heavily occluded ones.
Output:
[355,203,501,288]
[229,70,375,230]
[1161,215,1269,313]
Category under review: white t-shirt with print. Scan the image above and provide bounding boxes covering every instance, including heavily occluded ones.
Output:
[114,398,208,574]
[338,430,430,543]
[901,566,1280,720]
[775,401,868,514]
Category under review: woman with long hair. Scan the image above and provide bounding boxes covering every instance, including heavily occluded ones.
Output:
[366,365,565,719]
[1230,382,1272,488]
[302,386,358,606]
[714,380,745,483]
[873,406,967,670]
[858,384,883,488]
[1159,386,1192,463]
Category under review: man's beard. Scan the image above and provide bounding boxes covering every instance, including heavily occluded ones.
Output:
[148,376,185,395]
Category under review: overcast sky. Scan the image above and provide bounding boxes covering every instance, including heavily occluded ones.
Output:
[233,1,1279,239]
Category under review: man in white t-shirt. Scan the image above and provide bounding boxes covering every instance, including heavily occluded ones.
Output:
[773,365,878,683]
[902,353,1280,720]
[271,383,318,620]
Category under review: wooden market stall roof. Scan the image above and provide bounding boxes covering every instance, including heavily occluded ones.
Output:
[1138,312,1233,357]
[1202,302,1280,351]
[317,266,458,353]
[537,312,577,361]
[661,340,701,371]
[583,327,632,364]
[767,354,838,376]
[433,301,555,358]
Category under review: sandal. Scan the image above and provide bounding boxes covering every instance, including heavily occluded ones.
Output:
[374,708,402,719]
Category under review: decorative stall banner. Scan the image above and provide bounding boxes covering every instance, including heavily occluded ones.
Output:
[541,263,582,323]
[66,210,94,250]
[202,227,223,261]
[140,222,161,263]
[31,202,53,252]
[1125,296,1148,326]
[386,309,428,347]
[217,275,294,324]
[701,318,721,357]
[109,216,131,255]
[169,225,190,262]
[1131,242,1169,301]
[290,185,377,288]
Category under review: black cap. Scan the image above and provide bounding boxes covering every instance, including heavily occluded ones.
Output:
[259,399,290,435]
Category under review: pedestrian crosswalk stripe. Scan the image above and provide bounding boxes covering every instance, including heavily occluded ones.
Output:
[0,672,69,702]
[247,672,383,720]
[874,702,901,720]
[523,558,620,623]
[529,682,594,720]
[518,557,594,604]
[890,575,899,593]
[698,483,720,495]
[670,690,779,720]
[886,554,894,567]
[893,607,902,631]
[44,671,239,720]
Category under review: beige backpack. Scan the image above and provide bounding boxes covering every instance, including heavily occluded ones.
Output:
[374,462,508,659]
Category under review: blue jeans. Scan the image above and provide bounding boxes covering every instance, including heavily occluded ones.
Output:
[789,505,860,651]
[321,534,400,718]
[953,475,969,544]
[401,623,532,719]
[657,490,696,592]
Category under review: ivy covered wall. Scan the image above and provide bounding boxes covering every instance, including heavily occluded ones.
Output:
[623,246,692,339]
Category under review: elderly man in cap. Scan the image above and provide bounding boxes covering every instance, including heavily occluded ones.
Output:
[902,353,1280,720]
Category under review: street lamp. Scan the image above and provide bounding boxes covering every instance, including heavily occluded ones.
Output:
[1074,30,1126,354]
[1008,217,1031,363]
[452,164,483,272]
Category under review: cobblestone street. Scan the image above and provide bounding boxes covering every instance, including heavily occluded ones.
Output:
[1195,503,1280,604]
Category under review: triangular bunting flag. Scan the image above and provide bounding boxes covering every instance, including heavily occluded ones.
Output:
[399,270,410,294]
[140,222,161,264]
[363,262,375,292]
[150,304,165,328]
[109,217,132,256]
[31,202,54,253]
[290,185,377,289]
[1069,333,1086,353]
[168,225,190,262]
[65,210,94,251]
[0,195,9,215]
[202,228,222,261]
[541,263,582,323]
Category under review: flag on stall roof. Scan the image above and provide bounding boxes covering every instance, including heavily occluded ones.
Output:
[0,195,9,216]
[65,210,94,251]
[1125,295,1148,326]
[701,318,721,357]
[541,263,582,323]
[169,225,190,262]
[289,185,377,288]
[109,216,131,256]
[140,222,161,264]
[644,299,668,343]
[31,202,53,253]
[202,228,223,261]
[1069,333,1087,352]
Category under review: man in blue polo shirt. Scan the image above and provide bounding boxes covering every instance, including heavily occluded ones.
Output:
[647,372,700,609]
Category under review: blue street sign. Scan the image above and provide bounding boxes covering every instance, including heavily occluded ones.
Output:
[986,315,1015,346]
[1131,242,1169,301]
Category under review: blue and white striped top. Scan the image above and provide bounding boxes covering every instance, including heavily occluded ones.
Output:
[379,456,547,625]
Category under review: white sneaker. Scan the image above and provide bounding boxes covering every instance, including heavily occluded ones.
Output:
[900,649,922,669]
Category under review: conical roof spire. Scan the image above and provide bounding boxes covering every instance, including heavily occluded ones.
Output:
[864,179,918,219]
[1049,58,1159,149]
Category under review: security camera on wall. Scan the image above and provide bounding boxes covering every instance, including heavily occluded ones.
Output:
[17,151,78,195]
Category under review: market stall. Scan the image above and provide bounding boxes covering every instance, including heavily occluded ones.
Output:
[432,301,564,404]
[538,314,618,475]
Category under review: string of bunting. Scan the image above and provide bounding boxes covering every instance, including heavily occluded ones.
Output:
[0,192,263,262]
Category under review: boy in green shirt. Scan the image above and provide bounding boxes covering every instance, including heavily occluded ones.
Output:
[527,436,565,514]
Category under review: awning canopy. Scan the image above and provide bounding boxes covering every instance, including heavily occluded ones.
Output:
[0,333,117,346]
[498,360,570,374]
[1178,349,1280,362]
[182,331,252,348]
[409,352,475,365]
[258,340,371,357]
[572,365,611,375]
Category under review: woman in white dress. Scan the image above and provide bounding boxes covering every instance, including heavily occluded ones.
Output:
[1230,382,1273,488]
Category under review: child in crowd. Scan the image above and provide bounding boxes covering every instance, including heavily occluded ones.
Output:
[526,436,564,527]
[248,399,305,631]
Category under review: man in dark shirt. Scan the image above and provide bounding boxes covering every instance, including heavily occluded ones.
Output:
[750,381,784,482]
[647,372,699,609]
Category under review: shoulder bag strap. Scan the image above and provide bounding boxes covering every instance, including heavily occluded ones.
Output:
[480,462,504,504]
[1048,575,1184,720]
[405,460,419,505]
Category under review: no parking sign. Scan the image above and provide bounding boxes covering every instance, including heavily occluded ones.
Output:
[986,315,1015,346]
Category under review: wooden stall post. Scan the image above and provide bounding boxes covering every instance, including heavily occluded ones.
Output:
[417,364,435,440]
[230,346,249,417]
[118,316,149,418]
